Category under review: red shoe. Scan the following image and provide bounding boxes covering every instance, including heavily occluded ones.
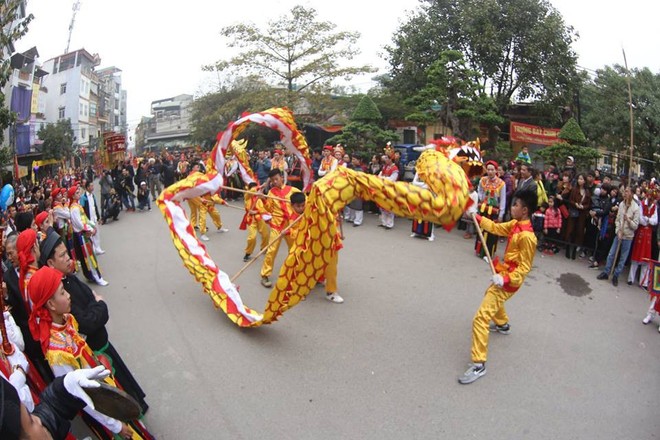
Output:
[463,233,473,239]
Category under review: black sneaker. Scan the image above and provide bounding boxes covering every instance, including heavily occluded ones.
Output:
[612,276,618,287]
[489,322,511,335]
[597,272,608,280]
[243,254,251,262]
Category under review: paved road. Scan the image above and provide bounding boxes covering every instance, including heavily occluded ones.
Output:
[90,202,660,440]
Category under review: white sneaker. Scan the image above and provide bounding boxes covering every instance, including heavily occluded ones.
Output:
[200,234,210,241]
[325,292,344,303]
[428,235,435,242]
[95,249,106,255]
[410,234,416,237]
[96,278,109,286]
[217,228,229,233]
[643,313,653,325]
[483,256,490,263]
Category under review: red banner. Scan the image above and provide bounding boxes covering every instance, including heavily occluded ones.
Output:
[510,122,560,146]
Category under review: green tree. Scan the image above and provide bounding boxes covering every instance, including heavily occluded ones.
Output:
[38,120,74,161]
[405,50,504,143]
[205,5,375,101]
[326,96,397,155]
[581,65,660,176]
[1,1,33,148]
[384,0,578,116]
[534,141,600,171]
[558,117,586,145]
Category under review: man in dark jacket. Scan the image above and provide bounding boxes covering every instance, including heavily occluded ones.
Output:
[39,232,148,413]
[119,168,135,211]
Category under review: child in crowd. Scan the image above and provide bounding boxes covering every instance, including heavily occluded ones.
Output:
[542,196,562,254]
[532,202,547,244]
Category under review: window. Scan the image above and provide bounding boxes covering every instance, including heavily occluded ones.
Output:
[84,103,88,117]
[114,115,119,126]
[79,103,83,116]
[81,128,87,140]
[58,107,65,119]
[90,102,97,117]
[60,83,67,94]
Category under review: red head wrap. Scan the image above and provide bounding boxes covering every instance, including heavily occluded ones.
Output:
[17,229,37,297]
[67,186,78,200]
[273,149,283,156]
[323,145,334,151]
[27,266,64,353]
[35,211,48,228]
[485,160,499,169]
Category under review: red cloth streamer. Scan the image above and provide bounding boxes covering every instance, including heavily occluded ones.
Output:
[17,229,37,295]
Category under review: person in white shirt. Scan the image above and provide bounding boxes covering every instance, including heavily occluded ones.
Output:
[81,181,105,255]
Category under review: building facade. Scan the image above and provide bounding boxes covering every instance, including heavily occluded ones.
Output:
[40,51,127,163]
[141,94,193,151]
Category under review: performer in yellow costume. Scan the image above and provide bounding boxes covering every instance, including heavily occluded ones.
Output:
[459,189,537,385]
[260,168,300,287]
[241,182,270,262]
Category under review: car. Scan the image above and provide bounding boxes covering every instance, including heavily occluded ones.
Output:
[393,144,423,181]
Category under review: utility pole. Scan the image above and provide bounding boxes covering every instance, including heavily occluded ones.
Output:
[622,48,634,179]
[64,1,81,54]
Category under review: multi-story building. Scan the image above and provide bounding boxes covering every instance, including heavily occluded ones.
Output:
[40,51,128,162]
[142,94,193,151]
[96,66,128,135]
[1,46,49,158]
[1,0,50,172]
[41,49,101,156]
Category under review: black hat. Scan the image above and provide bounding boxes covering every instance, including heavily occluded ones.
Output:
[39,231,63,268]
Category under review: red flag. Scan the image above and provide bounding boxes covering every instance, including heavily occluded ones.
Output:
[13,155,19,180]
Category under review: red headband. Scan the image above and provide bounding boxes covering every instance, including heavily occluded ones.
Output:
[28,266,64,353]
[35,211,48,228]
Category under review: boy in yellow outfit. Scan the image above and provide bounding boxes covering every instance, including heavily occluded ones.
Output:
[288,192,343,304]
[260,169,300,287]
[197,194,229,242]
[242,182,270,262]
[459,189,537,384]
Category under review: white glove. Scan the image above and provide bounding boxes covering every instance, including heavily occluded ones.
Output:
[7,346,29,372]
[63,366,112,409]
[262,214,272,222]
[492,274,505,287]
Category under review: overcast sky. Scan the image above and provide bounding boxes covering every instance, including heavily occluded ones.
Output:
[16,0,660,131]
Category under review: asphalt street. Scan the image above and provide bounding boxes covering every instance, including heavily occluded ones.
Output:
[87,200,660,440]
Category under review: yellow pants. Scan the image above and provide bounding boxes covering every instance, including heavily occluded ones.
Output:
[199,203,223,234]
[260,228,293,278]
[245,220,269,255]
[324,251,338,293]
[188,198,202,229]
[471,284,515,363]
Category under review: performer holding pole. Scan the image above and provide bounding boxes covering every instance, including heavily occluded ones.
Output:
[259,169,301,288]
[459,189,537,384]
